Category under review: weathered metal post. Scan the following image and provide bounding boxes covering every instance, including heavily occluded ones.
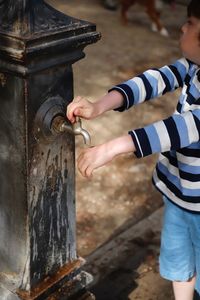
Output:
[0,1,100,299]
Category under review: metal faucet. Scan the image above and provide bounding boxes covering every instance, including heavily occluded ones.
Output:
[52,116,91,146]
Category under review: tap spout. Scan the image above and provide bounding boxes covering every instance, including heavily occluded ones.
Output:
[51,115,91,146]
[73,127,91,146]
[72,118,91,146]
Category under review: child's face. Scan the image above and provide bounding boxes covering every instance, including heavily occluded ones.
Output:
[180,16,200,65]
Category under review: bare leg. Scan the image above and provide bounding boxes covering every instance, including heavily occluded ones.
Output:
[173,277,196,300]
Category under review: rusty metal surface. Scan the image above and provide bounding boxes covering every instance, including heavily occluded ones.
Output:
[43,272,93,300]
[0,0,101,76]
[0,63,85,295]
[0,0,94,37]
[27,66,76,289]
[17,259,85,299]
[76,292,95,300]
[0,73,28,275]
[29,137,76,285]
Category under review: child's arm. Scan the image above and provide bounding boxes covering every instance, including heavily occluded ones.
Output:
[109,58,190,112]
[77,134,135,178]
[129,109,200,158]
[78,107,200,178]
[67,58,190,122]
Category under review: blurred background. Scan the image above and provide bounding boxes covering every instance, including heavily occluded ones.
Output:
[47,1,190,299]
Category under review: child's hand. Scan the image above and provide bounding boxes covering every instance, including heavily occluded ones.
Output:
[77,135,135,178]
[77,143,115,178]
[66,96,98,124]
[67,91,125,124]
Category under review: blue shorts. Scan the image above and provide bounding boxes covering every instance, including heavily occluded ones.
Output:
[159,196,200,295]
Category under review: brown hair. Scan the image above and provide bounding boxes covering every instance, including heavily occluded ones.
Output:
[187,0,200,19]
[187,0,200,42]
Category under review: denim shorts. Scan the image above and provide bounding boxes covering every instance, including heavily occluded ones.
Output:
[159,196,200,295]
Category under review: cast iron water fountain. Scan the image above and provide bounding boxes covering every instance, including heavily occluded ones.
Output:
[0,0,100,299]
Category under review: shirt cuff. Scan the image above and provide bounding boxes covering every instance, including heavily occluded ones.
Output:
[108,84,133,112]
[128,129,153,158]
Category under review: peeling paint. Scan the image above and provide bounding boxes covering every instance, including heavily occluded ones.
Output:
[29,134,76,288]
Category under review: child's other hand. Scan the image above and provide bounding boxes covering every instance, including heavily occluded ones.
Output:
[77,135,135,178]
[77,143,115,178]
[66,96,98,124]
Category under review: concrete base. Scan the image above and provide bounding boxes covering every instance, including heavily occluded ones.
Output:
[0,285,20,300]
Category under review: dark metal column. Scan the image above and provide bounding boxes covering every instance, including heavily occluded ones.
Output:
[0,1,100,299]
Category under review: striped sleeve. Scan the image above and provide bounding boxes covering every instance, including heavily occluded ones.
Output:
[109,58,190,112]
[129,109,200,158]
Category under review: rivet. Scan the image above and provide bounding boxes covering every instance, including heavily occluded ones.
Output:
[0,73,7,87]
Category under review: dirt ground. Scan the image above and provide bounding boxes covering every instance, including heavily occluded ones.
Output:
[47,0,191,299]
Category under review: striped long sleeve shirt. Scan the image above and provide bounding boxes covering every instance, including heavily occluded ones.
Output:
[109,58,200,212]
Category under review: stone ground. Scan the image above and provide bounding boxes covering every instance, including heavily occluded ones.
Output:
[47,0,197,299]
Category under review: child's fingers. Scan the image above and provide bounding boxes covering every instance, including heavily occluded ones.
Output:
[67,96,94,122]
[67,105,83,123]
[66,103,78,123]
[78,160,87,175]
[66,104,74,122]
[78,161,89,177]
[74,96,82,103]
[67,104,83,122]
[77,150,87,166]
[77,149,95,178]
[66,96,82,121]
[85,165,94,179]
[77,149,87,165]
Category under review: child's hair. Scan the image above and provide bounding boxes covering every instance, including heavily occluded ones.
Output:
[187,0,200,19]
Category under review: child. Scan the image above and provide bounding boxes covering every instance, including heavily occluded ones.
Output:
[67,0,200,299]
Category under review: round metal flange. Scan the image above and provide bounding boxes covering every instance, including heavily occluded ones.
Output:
[33,96,71,143]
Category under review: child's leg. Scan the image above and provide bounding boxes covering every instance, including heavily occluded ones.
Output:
[173,277,196,300]
[159,197,197,299]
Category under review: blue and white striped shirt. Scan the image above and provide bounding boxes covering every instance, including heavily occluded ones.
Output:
[110,58,200,212]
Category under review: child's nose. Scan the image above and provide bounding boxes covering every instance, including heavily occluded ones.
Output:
[181,23,187,33]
